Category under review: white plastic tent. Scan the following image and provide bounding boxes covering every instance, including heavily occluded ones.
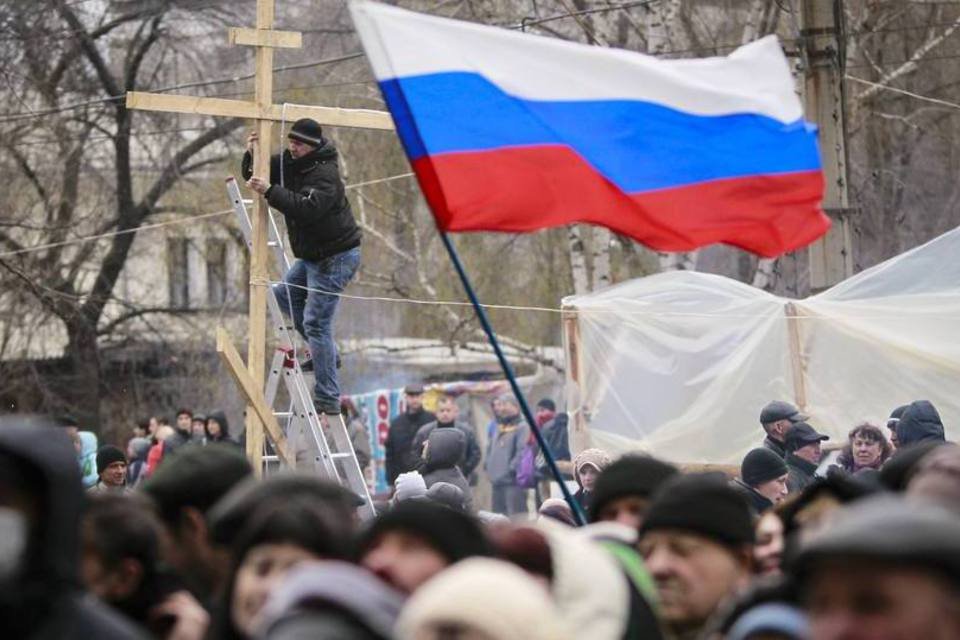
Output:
[562,226,960,464]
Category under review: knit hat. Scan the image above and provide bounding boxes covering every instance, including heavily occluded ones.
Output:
[396,558,571,640]
[590,454,678,522]
[96,445,126,475]
[393,470,427,503]
[425,482,467,512]
[642,473,755,546]
[573,448,612,486]
[287,118,324,147]
[741,448,788,487]
[357,501,492,564]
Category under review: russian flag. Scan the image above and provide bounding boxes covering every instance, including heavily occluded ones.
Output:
[351,1,830,257]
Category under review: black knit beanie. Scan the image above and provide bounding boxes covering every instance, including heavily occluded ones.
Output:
[96,445,127,475]
[642,472,755,546]
[288,118,324,146]
[741,448,788,487]
[356,501,492,564]
[590,454,678,522]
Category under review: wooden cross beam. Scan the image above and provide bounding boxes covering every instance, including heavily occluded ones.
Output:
[126,0,392,474]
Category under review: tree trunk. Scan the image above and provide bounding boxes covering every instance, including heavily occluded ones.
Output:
[568,225,591,295]
[591,227,613,290]
[64,317,102,433]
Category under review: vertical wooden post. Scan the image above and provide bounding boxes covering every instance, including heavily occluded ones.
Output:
[785,302,809,411]
[245,0,276,474]
[562,308,589,453]
[802,0,854,292]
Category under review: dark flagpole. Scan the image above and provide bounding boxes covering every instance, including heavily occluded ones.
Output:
[438,232,588,526]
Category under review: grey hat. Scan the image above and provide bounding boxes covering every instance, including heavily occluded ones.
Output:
[794,495,960,587]
[760,400,807,425]
[404,383,425,395]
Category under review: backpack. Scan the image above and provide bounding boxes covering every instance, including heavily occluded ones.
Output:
[516,442,539,488]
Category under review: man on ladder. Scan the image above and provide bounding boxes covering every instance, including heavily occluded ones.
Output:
[243,118,361,418]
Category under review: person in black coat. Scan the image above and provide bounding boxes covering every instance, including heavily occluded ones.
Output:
[384,385,436,486]
[0,417,148,639]
[243,118,362,416]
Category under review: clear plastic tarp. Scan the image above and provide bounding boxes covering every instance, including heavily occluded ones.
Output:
[563,226,960,463]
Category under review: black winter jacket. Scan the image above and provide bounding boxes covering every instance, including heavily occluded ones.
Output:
[786,453,818,493]
[384,408,436,485]
[241,141,361,261]
[731,478,773,516]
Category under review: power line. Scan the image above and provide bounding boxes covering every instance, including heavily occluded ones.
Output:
[0,52,366,123]
[0,171,415,259]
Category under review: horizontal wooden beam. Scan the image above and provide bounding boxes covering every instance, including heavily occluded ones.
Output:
[126,91,395,131]
[228,27,302,49]
[216,327,293,467]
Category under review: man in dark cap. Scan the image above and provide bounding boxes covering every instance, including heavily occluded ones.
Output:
[759,400,807,458]
[785,422,829,493]
[384,384,436,486]
[88,445,128,493]
[243,118,362,416]
[734,448,789,514]
[639,473,755,640]
[795,496,960,640]
[886,404,910,450]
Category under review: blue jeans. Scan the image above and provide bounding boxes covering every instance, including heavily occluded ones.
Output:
[274,247,360,411]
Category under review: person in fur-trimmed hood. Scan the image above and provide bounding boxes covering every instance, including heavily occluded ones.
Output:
[572,448,612,515]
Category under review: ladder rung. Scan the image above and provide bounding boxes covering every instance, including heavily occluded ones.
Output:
[330,453,352,459]
[273,411,293,419]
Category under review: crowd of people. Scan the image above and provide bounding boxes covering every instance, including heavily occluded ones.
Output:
[0,393,957,640]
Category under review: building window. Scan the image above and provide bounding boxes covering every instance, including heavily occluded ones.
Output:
[206,238,227,307]
[167,238,190,309]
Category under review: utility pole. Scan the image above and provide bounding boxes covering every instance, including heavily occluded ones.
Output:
[801,0,854,292]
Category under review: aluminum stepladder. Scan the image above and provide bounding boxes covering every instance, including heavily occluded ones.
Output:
[226,176,374,520]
